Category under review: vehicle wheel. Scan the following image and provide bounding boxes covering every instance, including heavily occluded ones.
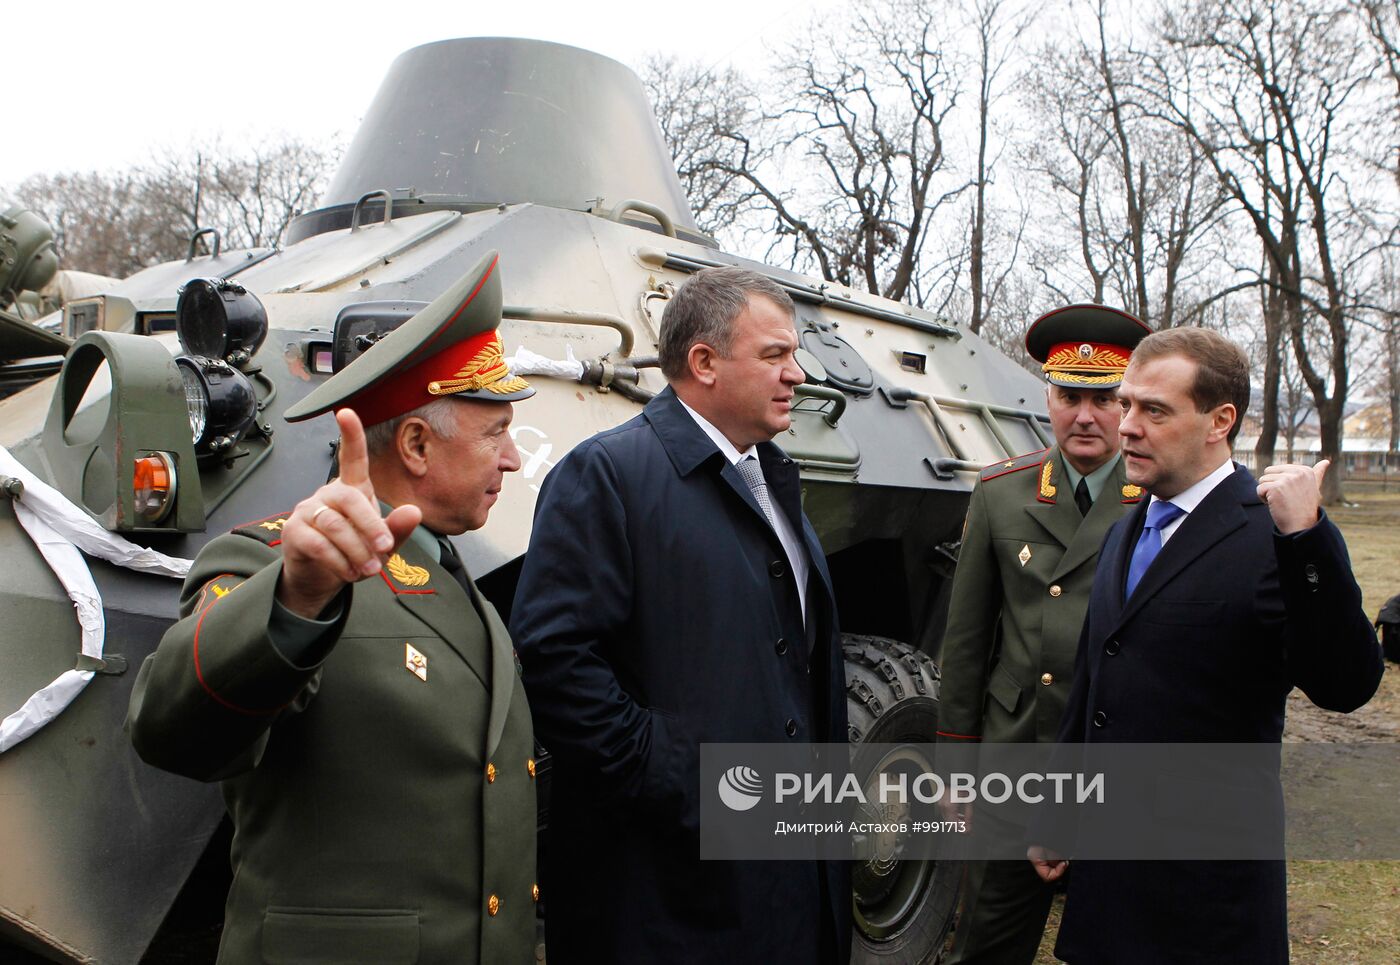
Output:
[844,634,960,965]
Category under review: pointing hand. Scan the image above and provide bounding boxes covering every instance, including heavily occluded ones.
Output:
[277,409,422,618]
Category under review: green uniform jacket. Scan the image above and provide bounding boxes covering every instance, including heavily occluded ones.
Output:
[127,513,537,965]
[937,448,1140,745]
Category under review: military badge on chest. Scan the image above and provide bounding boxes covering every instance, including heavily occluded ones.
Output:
[1018,544,1032,567]
[405,643,429,682]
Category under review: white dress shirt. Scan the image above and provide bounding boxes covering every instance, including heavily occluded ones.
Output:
[678,398,810,619]
[1153,458,1236,546]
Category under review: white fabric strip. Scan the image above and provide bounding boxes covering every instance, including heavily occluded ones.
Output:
[0,444,191,752]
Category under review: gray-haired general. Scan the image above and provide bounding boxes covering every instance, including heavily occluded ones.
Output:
[510,266,851,964]
[127,252,539,965]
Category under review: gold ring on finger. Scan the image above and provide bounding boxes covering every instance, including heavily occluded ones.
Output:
[310,505,333,527]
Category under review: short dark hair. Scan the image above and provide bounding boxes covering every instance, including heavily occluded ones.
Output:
[658,267,795,381]
[1131,327,1251,443]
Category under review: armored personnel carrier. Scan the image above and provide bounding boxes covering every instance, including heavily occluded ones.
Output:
[0,38,1049,964]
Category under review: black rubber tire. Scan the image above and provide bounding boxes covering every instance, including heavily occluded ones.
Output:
[844,634,960,965]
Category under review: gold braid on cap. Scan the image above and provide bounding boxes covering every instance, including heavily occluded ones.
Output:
[1045,370,1124,386]
[1045,344,1127,371]
[1043,344,1127,386]
[427,333,531,396]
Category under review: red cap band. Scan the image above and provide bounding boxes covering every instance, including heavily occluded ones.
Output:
[341,329,498,427]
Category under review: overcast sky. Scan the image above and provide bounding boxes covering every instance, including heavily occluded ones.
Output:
[5,0,833,187]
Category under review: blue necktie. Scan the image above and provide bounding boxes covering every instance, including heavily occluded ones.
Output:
[1125,500,1185,598]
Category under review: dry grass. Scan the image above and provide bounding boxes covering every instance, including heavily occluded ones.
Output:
[1330,490,1400,618]
[1026,491,1400,964]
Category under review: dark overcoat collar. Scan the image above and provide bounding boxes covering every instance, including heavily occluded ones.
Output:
[642,385,833,599]
[643,385,787,533]
[1109,463,1258,630]
[644,385,723,478]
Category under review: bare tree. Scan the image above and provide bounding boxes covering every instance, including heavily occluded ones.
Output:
[1356,0,1400,188]
[638,56,762,239]
[1387,316,1400,452]
[211,138,337,249]
[1146,0,1386,502]
[1020,0,1228,327]
[967,0,1035,333]
[7,135,337,278]
[11,170,171,278]
[677,0,968,305]
[1379,249,1400,451]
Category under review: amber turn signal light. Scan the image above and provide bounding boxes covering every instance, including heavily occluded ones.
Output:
[133,452,178,525]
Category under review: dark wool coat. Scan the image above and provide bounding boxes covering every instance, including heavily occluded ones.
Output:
[1051,466,1382,965]
[511,387,850,965]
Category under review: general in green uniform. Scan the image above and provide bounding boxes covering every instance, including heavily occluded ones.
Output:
[936,304,1150,965]
[127,252,539,965]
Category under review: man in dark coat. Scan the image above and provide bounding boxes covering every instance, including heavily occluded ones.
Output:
[128,253,540,965]
[511,266,850,964]
[1029,326,1383,964]
[936,305,1149,964]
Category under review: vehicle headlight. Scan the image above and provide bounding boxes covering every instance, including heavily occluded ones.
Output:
[178,361,208,443]
[174,355,258,456]
[175,277,268,364]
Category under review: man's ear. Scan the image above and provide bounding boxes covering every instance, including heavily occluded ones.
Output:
[395,417,432,478]
[1207,403,1236,444]
[687,341,721,387]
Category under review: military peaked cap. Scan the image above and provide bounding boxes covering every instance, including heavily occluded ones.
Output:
[284,250,533,426]
[1025,304,1151,389]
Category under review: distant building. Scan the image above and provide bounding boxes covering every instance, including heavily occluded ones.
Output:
[1232,400,1397,477]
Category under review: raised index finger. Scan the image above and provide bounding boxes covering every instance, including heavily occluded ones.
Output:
[335,408,373,494]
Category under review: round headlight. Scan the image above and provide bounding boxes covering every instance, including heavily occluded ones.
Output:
[178,361,209,443]
[175,278,268,363]
[175,355,258,456]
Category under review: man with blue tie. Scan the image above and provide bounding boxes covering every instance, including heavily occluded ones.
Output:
[1029,326,1383,963]
[936,304,1149,965]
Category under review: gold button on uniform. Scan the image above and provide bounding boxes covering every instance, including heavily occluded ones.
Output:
[1041,672,1054,686]
[486,762,497,783]
[1049,585,1062,597]
[527,758,536,778]
[487,894,500,916]
[532,883,540,902]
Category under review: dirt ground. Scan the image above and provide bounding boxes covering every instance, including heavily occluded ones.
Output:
[1027,490,1400,964]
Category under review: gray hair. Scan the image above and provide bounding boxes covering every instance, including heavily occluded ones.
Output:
[363,397,461,456]
[658,267,796,381]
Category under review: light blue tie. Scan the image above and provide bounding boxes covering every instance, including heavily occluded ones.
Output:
[1125,500,1185,598]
